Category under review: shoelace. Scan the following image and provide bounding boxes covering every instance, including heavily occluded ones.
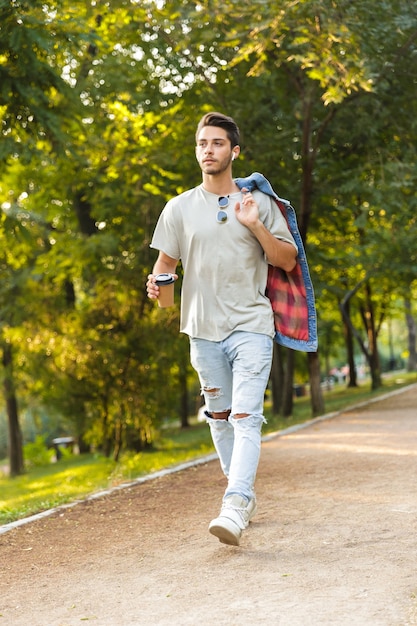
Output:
[221,502,250,524]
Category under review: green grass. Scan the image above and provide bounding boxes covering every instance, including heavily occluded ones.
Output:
[0,428,216,526]
[1,372,416,526]
[0,454,115,525]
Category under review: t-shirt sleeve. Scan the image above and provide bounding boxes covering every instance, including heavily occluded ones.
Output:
[263,195,298,253]
[150,200,181,260]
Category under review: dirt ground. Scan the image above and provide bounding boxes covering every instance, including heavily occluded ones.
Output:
[1,385,417,626]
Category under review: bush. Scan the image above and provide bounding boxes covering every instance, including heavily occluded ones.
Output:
[24,436,54,469]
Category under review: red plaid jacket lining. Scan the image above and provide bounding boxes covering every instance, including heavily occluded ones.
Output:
[266,198,310,342]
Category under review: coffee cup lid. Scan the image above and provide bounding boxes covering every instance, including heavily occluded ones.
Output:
[155,273,175,285]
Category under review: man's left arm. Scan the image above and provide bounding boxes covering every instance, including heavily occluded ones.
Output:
[250,223,297,271]
[234,189,297,272]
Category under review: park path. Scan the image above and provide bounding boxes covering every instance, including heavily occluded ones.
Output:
[1,384,417,626]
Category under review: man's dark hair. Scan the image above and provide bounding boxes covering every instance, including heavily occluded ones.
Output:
[195,112,240,147]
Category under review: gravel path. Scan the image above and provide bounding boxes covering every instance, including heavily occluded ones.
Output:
[1,384,417,626]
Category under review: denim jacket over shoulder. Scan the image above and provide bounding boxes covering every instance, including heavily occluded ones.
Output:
[235,172,318,352]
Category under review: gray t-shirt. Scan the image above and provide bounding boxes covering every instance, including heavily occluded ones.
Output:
[150,184,297,341]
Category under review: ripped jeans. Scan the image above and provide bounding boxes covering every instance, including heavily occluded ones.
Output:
[189,331,273,502]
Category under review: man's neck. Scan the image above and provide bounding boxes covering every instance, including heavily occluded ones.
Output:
[201,172,240,196]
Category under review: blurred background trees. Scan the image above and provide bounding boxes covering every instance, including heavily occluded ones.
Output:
[1,0,416,474]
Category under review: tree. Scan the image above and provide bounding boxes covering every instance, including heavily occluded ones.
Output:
[229,0,417,395]
[1,0,417,471]
[0,196,53,474]
[405,298,417,372]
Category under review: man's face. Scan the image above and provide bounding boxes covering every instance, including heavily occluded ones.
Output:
[195,126,235,175]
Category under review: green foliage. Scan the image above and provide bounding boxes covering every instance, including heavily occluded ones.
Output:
[23,435,54,469]
[0,0,416,465]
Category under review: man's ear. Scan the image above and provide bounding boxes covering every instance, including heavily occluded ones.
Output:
[232,147,240,161]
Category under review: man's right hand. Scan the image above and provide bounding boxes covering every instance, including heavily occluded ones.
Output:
[146,273,178,300]
[146,274,159,300]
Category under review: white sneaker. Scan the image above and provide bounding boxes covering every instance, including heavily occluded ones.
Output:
[209,495,257,546]
[246,495,257,524]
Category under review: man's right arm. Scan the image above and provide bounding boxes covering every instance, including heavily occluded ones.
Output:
[146,251,179,301]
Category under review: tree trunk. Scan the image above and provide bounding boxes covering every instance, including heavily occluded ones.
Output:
[363,283,382,390]
[282,348,295,417]
[340,277,382,390]
[343,299,357,387]
[405,297,417,372]
[298,89,325,416]
[113,415,123,462]
[2,343,24,477]
[101,399,112,457]
[270,342,284,414]
[73,193,98,236]
[308,351,325,416]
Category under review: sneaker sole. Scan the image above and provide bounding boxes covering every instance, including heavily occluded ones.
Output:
[209,520,241,546]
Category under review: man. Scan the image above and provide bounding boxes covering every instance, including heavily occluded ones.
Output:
[147,112,297,546]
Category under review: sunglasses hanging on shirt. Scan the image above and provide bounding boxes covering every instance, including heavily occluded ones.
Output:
[216,196,229,223]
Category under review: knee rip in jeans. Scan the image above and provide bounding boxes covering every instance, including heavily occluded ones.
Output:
[202,385,223,400]
[210,409,231,420]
